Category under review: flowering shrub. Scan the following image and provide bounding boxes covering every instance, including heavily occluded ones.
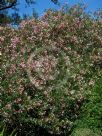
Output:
[0,4,102,135]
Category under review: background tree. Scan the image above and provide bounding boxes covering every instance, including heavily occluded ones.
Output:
[0,0,58,25]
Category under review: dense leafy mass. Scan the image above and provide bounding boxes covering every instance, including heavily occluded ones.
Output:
[71,76,102,136]
[0,4,102,135]
[0,126,17,136]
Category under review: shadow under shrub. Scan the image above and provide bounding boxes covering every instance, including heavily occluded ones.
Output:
[0,4,102,136]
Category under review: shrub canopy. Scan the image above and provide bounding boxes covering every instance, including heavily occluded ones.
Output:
[0,4,102,135]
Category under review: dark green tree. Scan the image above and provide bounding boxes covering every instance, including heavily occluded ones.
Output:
[0,0,58,25]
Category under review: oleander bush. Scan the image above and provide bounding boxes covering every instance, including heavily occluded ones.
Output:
[0,4,102,135]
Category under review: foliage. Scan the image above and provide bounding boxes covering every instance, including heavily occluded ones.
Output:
[0,126,17,136]
[0,0,57,26]
[0,11,21,26]
[0,0,58,11]
[70,76,102,136]
[71,128,100,136]
[0,4,102,135]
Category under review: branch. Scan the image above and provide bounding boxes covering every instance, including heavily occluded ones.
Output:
[0,0,17,11]
[51,0,58,4]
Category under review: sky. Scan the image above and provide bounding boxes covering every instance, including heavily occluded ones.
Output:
[13,0,102,17]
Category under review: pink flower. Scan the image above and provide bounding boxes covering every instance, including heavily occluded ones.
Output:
[0,36,4,43]
[34,26,40,34]
[20,62,26,68]
[11,36,20,48]
[58,23,65,29]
